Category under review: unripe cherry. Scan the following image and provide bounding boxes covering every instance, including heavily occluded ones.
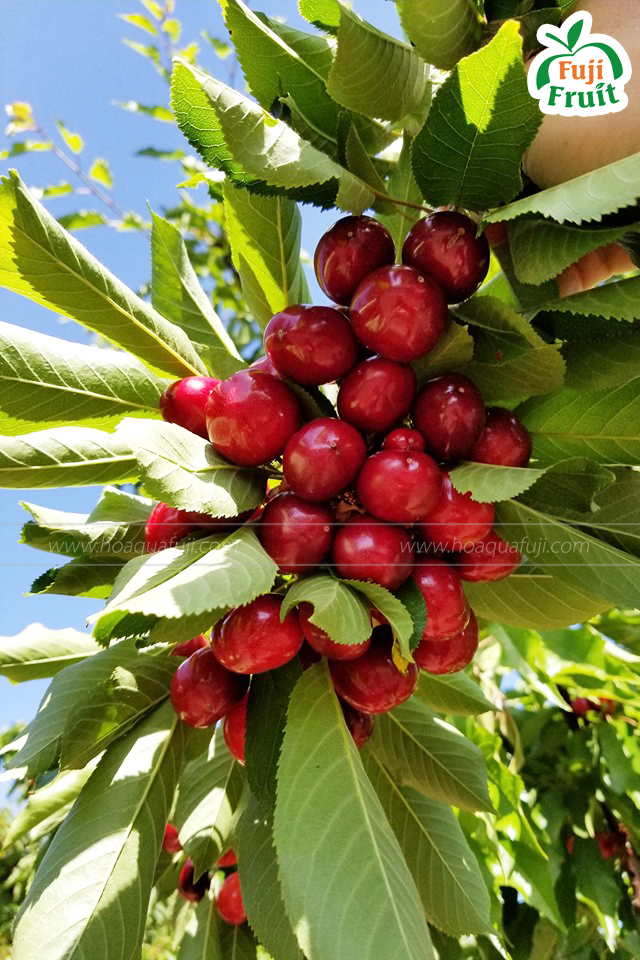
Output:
[452,530,522,582]
[414,611,479,674]
[215,871,246,925]
[381,428,425,453]
[162,823,182,854]
[330,629,419,714]
[299,602,371,661]
[341,701,374,749]
[283,418,367,502]
[160,376,220,438]
[402,211,490,303]
[357,450,442,524]
[264,305,358,385]
[213,595,304,674]
[332,513,414,590]
[223,693,248,764]
[178,859,210,902]
[170,648,249,728]
[412,558,470,641]
[418,472,494,551]
[470,407,532,467]
[337,357,416,434]
[314,215,395,305]
[412,374,485,463]
[257,492,334,575]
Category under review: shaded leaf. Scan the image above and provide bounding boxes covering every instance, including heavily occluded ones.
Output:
[280,574,371,647]
[397,0,482,71]
[0,623,99,682]
[0,427,137,488]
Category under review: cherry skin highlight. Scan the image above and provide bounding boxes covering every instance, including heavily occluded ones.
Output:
[223,693,248,764]
[452,530,522,582]
[264,305,358,385]
[299,602,371,661]
[162,823,182,854]
[414,611,479,674]
[216,849,238,869]
[283,418,367,502]
[341,701,375,749]
[330,628,419,714]
[332,513,414,590]
[213,595,304,674]
[412,557,470,641]
[215,871,246,926]
[337,357,416,434]
[206,370,302,467]
[402,211,490,303]
[412,374,485,463]
[160,376,220,439]
[257,492,334,575]
[178,859,210,902]
[418,471,494,551]
[350,265,447,363]
[381,428,425,453]
[171,634,210,658]
[357,450,442,524]
[470,407,532,467]
[314,215,395,305]
[170,648,249,728]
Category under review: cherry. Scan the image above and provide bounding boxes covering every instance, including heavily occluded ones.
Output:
[216,849,238,869]
[402,211,490,303]
[160,376,220,439]
[298,640,323,670]
[249,354,282,377]
[330,628,418,714]
[283,418,367,502]
[223,693,247,765]
[337,357,416,434]
[412,374,485,463]
[452,530,522,582]
[381,428,425,453]
[470,407,532,468]
[213,595,304,674]
[257,492,334,574]
[215,871,246,926]
[356,450,442,524]
[299,602,371,661]
[350,265,447,363]
[341,701,374,749]
[162,823,182,854]
[414,611,479,675]
[171,634,210,658]
[332,513,414,590]
[314,215,395,305]
[418,471,494,551]
[206,370,302,467]
[170,647,249,728]
[599,697,619,717]
[145,503,217,553]
[570,697,598,718]
[264,305,358,385]
[596,831,625,860]
[412,558,470,641]
[565,835,575,856]
[178,859,210,902]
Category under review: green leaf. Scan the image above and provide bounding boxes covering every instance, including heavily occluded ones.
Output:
[517,457,616,518]
[175,897,221,960]
[378,135,423,256]
[393,578,427,654]
[29,557,123,599]
[450,462,546,503]
[538,275,640,325]
[414,671,493,716]
[274,663,434,960]
[344,579,414,659]
[280,574,371,647]
[397,0,482,71]
[412,318,475,384]
[245,661,301,809]
[298,0,340,32]
[119,12,157,35]
[223,182,309,331]
[21,496,149,557]
[56,119,84,153]
[0,427,137,488]
[88,157,113,188]
[0,171,206,378]
[4,763,98,847]
[563,330,640,392]
[570,837,622,919]
[0,623,99,682]
[598,723,640,794]
[574,473,640,555]
[13,703,187,960]
[412,22,540,210]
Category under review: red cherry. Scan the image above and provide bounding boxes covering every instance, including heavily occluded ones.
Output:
[599,698,619,717]
[249,354,282,378]
[171,634,210,658]
[314,215,395,305]
[216,849,238,868]
[223,693,247,765]
[412,374,485,463]
[418,471,494,551]
[283,418,367,502]
[356,451,442,524]
[299,602,371,661]
[402,211,490,303]
[170,648,249,728]
[470,407,532,468]
[213,595,304,674]
[264,305,358,385]
[452,530,522,582]
[414,611,479,674]
[341,701,374,749]
[570,697,598,718]
[337,357,416,434]
[330,629,418,714]
[162,823,182,854]
[215,871,246,925]
[160,376,220,439]
[257,492,334,575]
[206,370,302,467]
[381,428,425,453]
[350,265,447,363]
[412,558,470,641]
[178,859,210,902]
[298,640,323,670]
[332,513,414,590]
[596,831,624,860]
[565,835,575,856]
[145,503,216,553]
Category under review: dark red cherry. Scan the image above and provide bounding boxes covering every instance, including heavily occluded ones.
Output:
[170,647,249,728]
[596,832,625,860]
[206,370,302,467]
[337,357,416,434]
[418,472,494,551]
[412,558,470,641]
[216,849,238,868]
[283,418,367,502]
[599,698,619,717]
[223,693,247,765]
[160,376,220,439]
[452,530,522,582]
[257,492,334,575]
[171,634,210,658]
[213,595,304,674]
[330,628,418,714]
[332,513,414,590]
[298,640,323,670]
[162,823,182,854]
[178,859,211,902]
[350,265,447,363]
[470,407,532,467]
[381,428,425,453]
[314,215,395,305]
[341,701,374,749]
[215,871,246,925]
[250,354,282,378]
[412,374,485,463]
[402,211,490,303]
[356,451,442,524]
[264,305,358,385]
[299,602,371,661]
[414,611,479,674]
[570,697,598,718]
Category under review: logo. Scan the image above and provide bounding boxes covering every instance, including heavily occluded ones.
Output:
[528,11,632,117]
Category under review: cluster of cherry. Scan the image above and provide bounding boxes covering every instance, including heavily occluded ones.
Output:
[162,824,246,923]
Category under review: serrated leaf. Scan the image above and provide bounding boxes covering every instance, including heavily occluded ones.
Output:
[414,672,493,716]
[0,171,206,378]
[21,496,149,557]
[4,763,98,847]
[575,473,640,555]
[450,462,546,503]
[30,557,123,599]
[378,135,423,255]
[397,0,482,71]
[412,318,475,384]
[280,573,371,646]
[344,579,414,659]
[393,578,427,653]
[537,275,640,324]
[412,22,540,210]
[298,0,340,32]
[0,623,99,682]
[516,457,615,518]
[175,896,221,960]
[274,663,434,960]
[245,661,301,809]
[563,330,640,392]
